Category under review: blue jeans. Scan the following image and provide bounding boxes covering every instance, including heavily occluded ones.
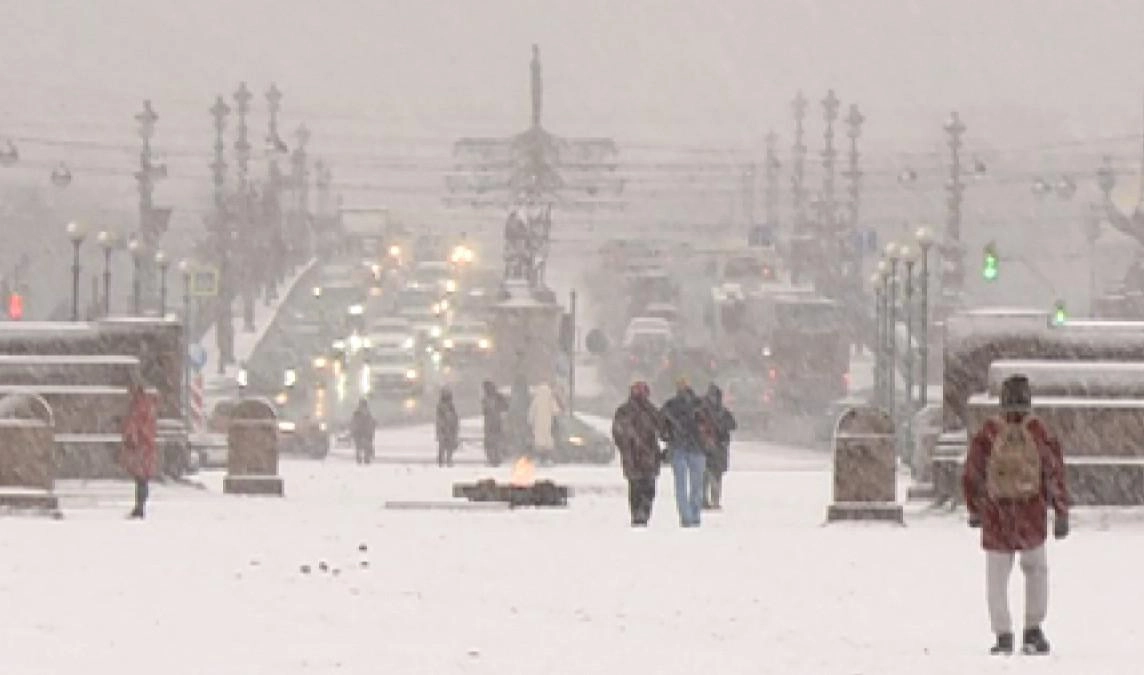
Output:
[671,449,706,526]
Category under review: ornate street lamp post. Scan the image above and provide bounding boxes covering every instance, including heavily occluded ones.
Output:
[870,270,885,406]
[66,222,86,321]
[915,226,935,407]
[884,242,901,431]
[155,250,170,317]
[127,238,145,316]
[875,259,890,408]
[900,243,918,467]
[97,230,115,317]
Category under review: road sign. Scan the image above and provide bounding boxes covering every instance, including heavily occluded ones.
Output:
[188,343,208,371]
[190,267,219,297]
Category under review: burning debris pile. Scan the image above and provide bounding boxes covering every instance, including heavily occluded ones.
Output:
[452,456,569,507]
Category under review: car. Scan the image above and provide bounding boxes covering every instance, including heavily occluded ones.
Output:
[366,316,417,352]
[409,261,457,296]
[552,414,617,464]
[204,400,331,460]
[440,318,493,362]
[278,416,332,459]
[623,317,672,347]
[369,347,424,396]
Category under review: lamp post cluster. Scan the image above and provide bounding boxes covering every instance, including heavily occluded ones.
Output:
[207,83,315,374]
[872,225,935,468]
[65,223,180,320]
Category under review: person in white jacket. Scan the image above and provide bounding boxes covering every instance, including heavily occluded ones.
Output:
[528,382,561,460]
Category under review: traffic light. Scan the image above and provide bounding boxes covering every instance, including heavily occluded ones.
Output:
[1052,300,1067,326]
[982,243,999,281]
[7,292,23,320]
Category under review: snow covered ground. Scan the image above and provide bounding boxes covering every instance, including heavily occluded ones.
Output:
[2,424,1142,674]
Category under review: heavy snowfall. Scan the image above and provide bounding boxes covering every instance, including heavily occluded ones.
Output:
[3,2,1144,673]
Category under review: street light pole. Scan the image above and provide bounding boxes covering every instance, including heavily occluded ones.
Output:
[901,244,918,468]
[66,222,85,321]
[915,226,935,407]
[155,250,170,317]
[884,242,900,431]
[870,271,885,406]
[97,230,114,317]
[128,238,144,316]
[178,259,192,422]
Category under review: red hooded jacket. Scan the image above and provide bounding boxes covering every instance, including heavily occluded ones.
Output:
[120,388,158,480]
[962,413,1069,552]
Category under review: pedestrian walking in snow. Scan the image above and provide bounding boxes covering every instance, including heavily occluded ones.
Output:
[527,382,560,463]
[661,378,706,527]
[436,388,459,467]
[612,381,666,526]
[350,398,377,465]
[481,380,509,466]
[120,377,157,519]
[962,374,1069,656]
[701,384,736,510]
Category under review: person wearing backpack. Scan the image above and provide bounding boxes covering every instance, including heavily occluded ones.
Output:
[962,374,1069,656]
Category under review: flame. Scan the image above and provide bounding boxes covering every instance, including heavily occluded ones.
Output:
[509,456,536,487]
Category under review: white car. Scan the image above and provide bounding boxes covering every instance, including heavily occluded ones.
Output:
[369,348,424,396]
[623,317,672,347]
[440,319,493,359]
[366,317,417,352]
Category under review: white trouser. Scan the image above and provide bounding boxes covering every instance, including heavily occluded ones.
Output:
[986,545,1048,635]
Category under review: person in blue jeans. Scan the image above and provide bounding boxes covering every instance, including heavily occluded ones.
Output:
[661,378,707,527]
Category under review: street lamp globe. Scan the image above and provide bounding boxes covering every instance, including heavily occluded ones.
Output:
[869,272,883,288]
[155,250,169,269]
[66,221,86,243]
[127,238,142,258]
[884,242,900,261]
[177,259,191,275]
[915,226,935,250]
[876,259,889,277]
[899,243,918,263]
[97,230,114,249]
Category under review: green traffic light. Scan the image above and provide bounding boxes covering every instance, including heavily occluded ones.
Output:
[982,245,999,281]
[1052,301,1067,326]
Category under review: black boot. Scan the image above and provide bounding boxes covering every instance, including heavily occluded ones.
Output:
[1022,627,1050,655]
[990,632,1014,655]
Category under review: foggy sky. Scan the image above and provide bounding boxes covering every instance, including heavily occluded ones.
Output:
[2,0,1144,145]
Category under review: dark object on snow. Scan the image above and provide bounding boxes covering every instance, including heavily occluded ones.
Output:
[358,543,368,553]
[300,565,312,574]
[1022,626,1050,655]
[990,632,1013,655]
[452,478,569,507]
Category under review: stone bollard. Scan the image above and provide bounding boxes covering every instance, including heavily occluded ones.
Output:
[223,398,284,496]
[0,393,61,515]
[826,406,903,524]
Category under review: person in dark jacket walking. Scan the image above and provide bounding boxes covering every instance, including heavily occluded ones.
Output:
[660,378,707,527]
[481,380,509,466]
[962,375,1069,656]
[701,384,736,510]
[120,378,157,519]
[612,381,666,526]
[436,388,460,467]
[350,398,377,465]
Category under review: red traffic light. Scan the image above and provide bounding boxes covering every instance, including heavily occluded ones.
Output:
[8,292,24,320]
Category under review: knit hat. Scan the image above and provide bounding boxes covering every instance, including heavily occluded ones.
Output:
[1000,374,1032,413]
[630,381,650,399]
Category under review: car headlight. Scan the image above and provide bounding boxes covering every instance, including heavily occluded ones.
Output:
[432,302,442,314]
[349,334,363,352]
[442,338,455,349]
[402,337,415,349]
[332,339,346,351]
[445,279,457,293]
[478,338,491,350]
[405,369,419,381]
[348,304,364,316]
[278,421,297,433]
[429,326,442,338]
[568,435,584,446]
[362,337,372,349]
[762,345,772,357]
[318,421,328,432]
[313,357,328,369]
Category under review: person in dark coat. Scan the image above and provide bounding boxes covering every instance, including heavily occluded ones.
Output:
[701,384,737,510]
[481,380,509,466]
[962,374,1069,656]
[350,398,377,465]
[660,378,707,527]
[611,381,666,526]
[120,379,157,519]
[436,388,460,467]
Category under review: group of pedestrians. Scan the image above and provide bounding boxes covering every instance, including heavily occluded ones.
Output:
[611,377,736,527]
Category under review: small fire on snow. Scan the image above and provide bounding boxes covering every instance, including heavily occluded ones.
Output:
[509,456,536,487]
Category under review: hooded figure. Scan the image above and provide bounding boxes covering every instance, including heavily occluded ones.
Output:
[612,381,666,526]
[481,380,509,466]
[120,377,157,519]
[962,374,1069,656]
[435,389,460,467]
[527,382,560,459]
[350,398,377,465]
[701,384,737,510]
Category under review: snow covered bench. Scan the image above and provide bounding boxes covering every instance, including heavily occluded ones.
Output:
[987,360,1144,399]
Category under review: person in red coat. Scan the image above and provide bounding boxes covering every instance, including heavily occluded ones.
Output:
[962,375,1069,656]
[120,380,158,519]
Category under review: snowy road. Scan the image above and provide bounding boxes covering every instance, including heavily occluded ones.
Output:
[2,426,1142,674]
